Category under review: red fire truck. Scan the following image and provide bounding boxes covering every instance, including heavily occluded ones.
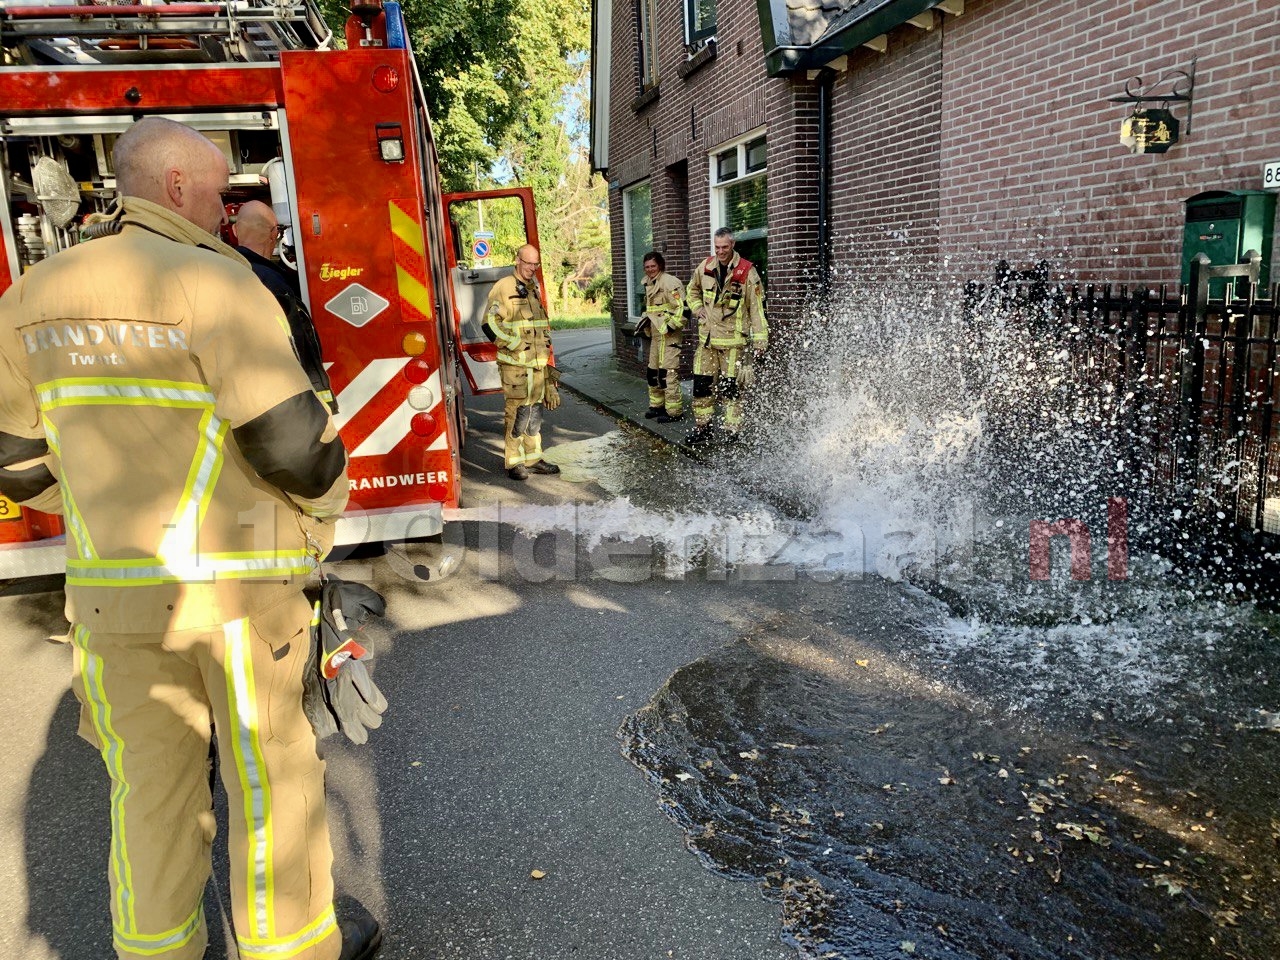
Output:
[0,0,539,576]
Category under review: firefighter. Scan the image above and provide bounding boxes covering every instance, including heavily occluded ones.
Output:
[234,199,300,298]
[639,251,686,423]
[685,227,768,445]
[234,199,336,412]
[484,243,561,481]
[0,118,380,960]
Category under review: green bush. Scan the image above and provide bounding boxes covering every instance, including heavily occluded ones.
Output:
[584,272,613,312]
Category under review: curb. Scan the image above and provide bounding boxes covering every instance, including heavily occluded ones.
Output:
[558,376,698,454]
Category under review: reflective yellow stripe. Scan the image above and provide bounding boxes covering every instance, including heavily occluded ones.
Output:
[389,201,425,257]
[73,625,138,933]
[43,418,98,560]
[65,551,317,586]
[237,904,338,959]
[36,377,214,411]
[224,618,276,939]
[489,317,521,351]
[113,906,202,956]
[158,408,228,563]
[395,263,434,319]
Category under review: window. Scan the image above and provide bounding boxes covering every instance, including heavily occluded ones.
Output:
[622,181,653,318]
[684,0,716,47]
[638,0,659,89]
[709,131,767,283]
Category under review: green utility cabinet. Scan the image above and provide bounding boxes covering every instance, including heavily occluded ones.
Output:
[1181,190,1276,296]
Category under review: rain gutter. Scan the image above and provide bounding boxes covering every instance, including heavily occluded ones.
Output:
[816,66,835,289]
[760,0,943,77]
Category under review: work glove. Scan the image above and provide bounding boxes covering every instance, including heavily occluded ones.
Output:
[545,382,561,410]
[302,576,388,745]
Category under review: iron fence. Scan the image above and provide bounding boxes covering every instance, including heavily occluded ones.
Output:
[964,254,1280,547]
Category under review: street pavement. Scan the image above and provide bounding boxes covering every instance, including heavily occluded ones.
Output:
[0,326,802,960]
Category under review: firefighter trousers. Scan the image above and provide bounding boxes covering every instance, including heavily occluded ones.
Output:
[70,591,339,960]
[691,343,743,432]
[500,362,548,468]
[646,333,684,415]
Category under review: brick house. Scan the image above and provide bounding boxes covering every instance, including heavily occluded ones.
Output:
[590,0,1280,372]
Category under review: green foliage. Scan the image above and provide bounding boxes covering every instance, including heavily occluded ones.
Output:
[549,313,610,330]
[316,0,609,315]
[584,269,612,311]
[406,0,588,191]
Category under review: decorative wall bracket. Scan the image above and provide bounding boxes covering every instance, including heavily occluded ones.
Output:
[1107,57,1197,136]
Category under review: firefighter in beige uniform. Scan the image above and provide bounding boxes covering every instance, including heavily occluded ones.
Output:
[686,227,767,443]
[485,244,561,481]
[639,251,686,423]
[0,119,380,960]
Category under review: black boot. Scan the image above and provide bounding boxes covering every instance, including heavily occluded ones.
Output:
[336,897,383,960]
[657,411,684,424]
[528,460,561,475]
[508,464,530,481]
[644,406,664,419]
[686,424,712,446]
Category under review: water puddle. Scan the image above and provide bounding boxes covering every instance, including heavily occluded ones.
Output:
[598,275,1280,959]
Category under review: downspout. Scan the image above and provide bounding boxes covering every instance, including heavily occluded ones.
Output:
[816,66,836,292]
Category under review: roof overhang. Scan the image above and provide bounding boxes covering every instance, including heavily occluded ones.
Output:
[760,0,945,77]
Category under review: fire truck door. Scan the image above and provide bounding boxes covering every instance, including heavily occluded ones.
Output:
[441,187,542,395]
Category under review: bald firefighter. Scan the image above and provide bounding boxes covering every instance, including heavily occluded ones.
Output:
[685,227,767,444]
[0,118,380,960]
[484,243,561,481]
[639,251,686,423]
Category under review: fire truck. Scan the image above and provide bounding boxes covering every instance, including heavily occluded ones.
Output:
[0,0,538,577]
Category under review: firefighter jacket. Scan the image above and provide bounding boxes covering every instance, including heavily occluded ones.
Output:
[642,271,686,337]
[686,252,768,350]
[485,273,552,369]
[0,197,349,634]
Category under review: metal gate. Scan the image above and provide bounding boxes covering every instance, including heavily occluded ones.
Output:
[964,252,1280,546]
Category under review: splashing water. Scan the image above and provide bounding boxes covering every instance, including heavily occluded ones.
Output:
[589,275,1280,960]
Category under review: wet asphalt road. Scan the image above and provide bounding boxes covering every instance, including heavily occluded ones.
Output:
[0,348,811,960]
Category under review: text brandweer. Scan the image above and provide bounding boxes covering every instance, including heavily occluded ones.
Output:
[350,471,447,491]
[24,322,188,362]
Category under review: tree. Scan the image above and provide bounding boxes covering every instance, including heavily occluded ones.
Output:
[318,0,608,311]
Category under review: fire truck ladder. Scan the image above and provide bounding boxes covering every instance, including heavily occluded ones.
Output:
[0,0,333,65]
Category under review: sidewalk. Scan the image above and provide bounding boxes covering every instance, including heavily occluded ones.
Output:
[551,327,692,447]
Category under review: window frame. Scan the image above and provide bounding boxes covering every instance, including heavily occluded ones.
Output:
[684,0,716,48]
[637,0,659,90]
[621,179,653,321]
[708,127,767,252]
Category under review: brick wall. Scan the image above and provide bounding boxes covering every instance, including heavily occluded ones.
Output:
[603,0,1279,370]
[937,0,1280,286]
[829,28,943,281]
[605,0,823,371]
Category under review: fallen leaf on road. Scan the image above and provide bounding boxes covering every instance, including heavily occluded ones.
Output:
[739,749,760,761]
[900,942,916,955]
[530,869,547,880]
[855,659,870,668]
[1153,874,1183,896]
[675,772,694,782]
